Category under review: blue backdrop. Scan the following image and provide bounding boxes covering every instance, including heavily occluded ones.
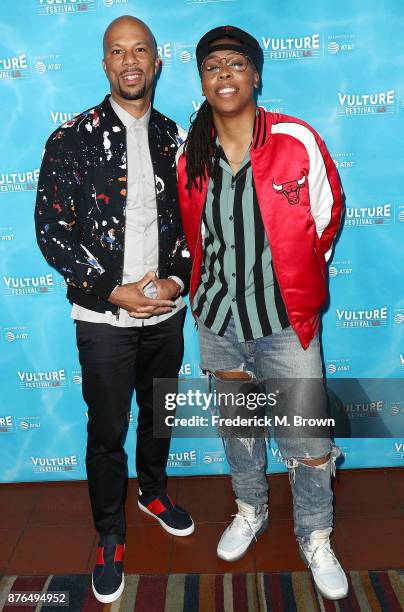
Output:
[1,0,403,482]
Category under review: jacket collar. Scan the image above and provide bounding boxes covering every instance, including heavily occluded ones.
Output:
[252,106,269,150]
[99,94,158,131]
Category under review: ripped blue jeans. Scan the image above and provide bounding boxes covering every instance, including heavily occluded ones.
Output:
[197,316,341,538]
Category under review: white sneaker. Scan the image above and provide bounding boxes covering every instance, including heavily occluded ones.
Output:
[299,528,348,600]
[217,498,268,562]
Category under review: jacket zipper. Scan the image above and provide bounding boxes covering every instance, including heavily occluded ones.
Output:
[190,205,205,317]
[115,125,128,321]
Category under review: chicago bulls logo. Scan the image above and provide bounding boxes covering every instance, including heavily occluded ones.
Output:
[272,174,306,205]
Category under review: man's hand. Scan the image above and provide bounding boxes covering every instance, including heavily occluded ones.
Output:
[154,276,182,301]
[108,271,175,319]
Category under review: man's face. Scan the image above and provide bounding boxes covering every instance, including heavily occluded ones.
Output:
[103,19,161,103]
[201,37,259,117]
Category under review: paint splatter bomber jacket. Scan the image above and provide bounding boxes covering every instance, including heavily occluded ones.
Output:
[35,95,190,314]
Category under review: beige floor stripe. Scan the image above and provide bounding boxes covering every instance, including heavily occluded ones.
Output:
[165,574,185,612]
[118,574,139,612]
[223,573,234,612]
[0,576,17,610]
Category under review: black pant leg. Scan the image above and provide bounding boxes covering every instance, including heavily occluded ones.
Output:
[76,321,138,537]
[134,308,186,495]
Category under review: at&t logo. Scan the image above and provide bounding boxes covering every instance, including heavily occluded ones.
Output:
[103,0,129,6]
[3,327,29,343]
[18,417,41,431]
[33,55,62,74]
[332,152,355,169]
[326,359,351,375]
[394,309,404,325]
[203,451,225,465]
[176,45,196,64]
[327,34,356,55]
[329,261,353,278]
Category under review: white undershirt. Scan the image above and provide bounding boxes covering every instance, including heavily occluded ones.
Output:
[71,96,184,327]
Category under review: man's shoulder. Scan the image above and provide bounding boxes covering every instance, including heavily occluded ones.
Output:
[44,96,111,149]
[151,107,187,147]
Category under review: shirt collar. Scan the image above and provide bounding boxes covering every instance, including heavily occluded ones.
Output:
[109,95,151,129]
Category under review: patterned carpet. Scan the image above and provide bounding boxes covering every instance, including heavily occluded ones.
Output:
[1,571,404,611]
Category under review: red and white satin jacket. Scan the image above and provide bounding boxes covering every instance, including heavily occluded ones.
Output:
[177,107,343,349]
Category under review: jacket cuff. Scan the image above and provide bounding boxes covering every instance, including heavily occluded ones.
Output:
[170,259,190,295]
[92,273,119,301]
[168,275,185,293]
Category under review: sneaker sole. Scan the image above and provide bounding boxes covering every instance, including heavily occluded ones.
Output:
[138,501,195,537]
[217,519,268,562]
[92,575,125,604]
[299,549,348,600]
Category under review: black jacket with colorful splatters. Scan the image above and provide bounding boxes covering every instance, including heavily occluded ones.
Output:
[35,95,190,314]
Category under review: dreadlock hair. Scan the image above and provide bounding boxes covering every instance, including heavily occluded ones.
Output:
[184,100,216,195]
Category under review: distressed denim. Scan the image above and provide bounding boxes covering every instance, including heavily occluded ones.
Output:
[197,316,341,538]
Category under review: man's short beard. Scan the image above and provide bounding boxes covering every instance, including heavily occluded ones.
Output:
[119,84,147,100]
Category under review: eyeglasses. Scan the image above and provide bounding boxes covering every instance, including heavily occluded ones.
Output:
[201,52,250,75]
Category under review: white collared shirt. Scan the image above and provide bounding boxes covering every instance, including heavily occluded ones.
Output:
[71,96,184,327]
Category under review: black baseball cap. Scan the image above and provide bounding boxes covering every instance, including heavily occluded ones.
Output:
[196,25,263,75]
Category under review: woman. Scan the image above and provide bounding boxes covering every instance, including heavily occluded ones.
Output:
[176,25,348,601]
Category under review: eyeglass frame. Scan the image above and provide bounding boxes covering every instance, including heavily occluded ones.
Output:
[200,51,251,76]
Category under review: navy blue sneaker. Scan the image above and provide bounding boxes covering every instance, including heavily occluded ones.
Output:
[138,490,194,536]
[92,534,125,603]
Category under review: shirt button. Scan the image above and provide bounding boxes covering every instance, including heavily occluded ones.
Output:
[232,273,236,278]
[231,244,235,249]
[232,298,236,302]
[229,216,233,221]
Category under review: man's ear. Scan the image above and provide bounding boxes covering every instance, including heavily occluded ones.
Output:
[253,70,260,89]
[102,59,106,75]
[155,56,162,75]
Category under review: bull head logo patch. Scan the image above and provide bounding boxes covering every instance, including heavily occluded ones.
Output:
[272,174,306,205]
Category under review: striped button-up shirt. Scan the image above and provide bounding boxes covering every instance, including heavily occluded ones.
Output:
[193,142,290,341]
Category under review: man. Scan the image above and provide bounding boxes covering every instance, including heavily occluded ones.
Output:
[35,16,193,604]
[177,26,348,600]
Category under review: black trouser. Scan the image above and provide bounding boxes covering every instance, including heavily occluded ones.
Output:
[75,308,185,537]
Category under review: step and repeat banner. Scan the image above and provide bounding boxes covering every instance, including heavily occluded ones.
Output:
[1,0,403,482]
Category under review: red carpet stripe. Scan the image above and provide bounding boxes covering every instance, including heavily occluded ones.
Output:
[233,573,248,612]
[371,571,403,611]
[134,575,167,612]
[338,574,361,612]
[2,576,48,612]
[265,573,283,609]
[215,574,224,612]
[80,581,104,612]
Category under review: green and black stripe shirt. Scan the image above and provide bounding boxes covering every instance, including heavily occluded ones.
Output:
[193,140,290,342]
